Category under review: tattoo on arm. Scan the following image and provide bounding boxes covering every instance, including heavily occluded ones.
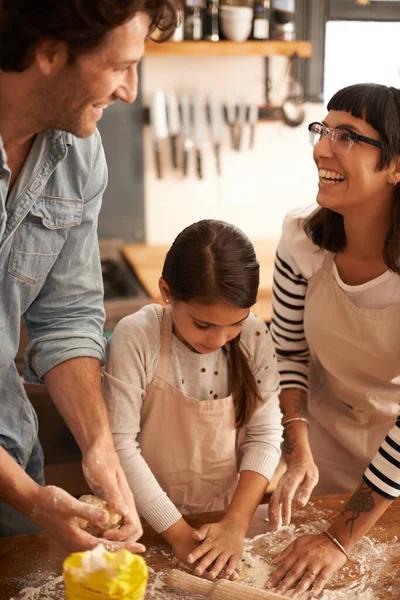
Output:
[282,424,297,456]
[292,389,308,418]
[340,483,375,538]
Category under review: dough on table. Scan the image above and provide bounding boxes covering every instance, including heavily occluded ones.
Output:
[77,494,123,536]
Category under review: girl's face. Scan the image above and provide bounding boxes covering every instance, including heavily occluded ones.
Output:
[169,299,250,354]
[313,109,397,216]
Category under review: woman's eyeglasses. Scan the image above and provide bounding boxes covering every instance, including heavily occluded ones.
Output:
[308,122,383,155]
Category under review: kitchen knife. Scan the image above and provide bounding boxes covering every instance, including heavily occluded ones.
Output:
[193,88,207,179]
[226,101,237,150]
[150,89,168,179]
[236,101,247,152]
[166,89,181,169]
[209,89,225,175]
[248,103,259,150]
[167,570,291,599]
[180,92,193,177]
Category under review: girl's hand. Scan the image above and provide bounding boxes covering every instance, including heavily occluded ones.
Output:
[268,455,319,531]
[187,519,246,580]
[163,519,202,569]
[266,533,347,598]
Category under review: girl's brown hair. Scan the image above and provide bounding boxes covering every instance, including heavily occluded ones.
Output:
[304,83,400,273]
[162,219,262,428]
[0,0,179,72]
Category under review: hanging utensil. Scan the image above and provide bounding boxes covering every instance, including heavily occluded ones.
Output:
[193,88,207,179]
[166,90,181,169]
[150,89,168,178]
[181,92,193,177]
[281,55,305,128]
[248,103,259,150]
[209,89,225,175]
[236,101,247,151]
[226,101,237,150]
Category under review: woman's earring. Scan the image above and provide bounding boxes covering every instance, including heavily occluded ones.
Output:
[165,298,169,303]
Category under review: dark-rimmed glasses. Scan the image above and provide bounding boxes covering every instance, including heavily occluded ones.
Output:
[308,121,383,155]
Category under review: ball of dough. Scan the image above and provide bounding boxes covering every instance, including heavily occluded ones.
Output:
[77,495,123,536]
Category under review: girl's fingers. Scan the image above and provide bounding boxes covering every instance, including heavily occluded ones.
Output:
[224,554,239,579]
[192,525,210,542]
[209,553,232,580]
[188,537,214,564]
[195,549,222,577]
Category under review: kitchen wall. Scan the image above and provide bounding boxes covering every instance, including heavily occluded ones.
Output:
[142,54,323,245]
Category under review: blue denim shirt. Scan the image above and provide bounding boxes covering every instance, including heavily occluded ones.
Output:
[0,128,107,470]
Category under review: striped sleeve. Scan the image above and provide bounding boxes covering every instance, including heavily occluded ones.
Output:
[363,417,400,499]
[270,249,309,391]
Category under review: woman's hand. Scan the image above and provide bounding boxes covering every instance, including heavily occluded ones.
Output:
[266,533,347,598]
[268,453,319,531]
[187,519,246,580]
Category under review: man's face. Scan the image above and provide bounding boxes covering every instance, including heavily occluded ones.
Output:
[34,13,149,138]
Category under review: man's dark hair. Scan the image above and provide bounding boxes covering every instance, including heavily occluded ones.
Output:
[0,0,179,72]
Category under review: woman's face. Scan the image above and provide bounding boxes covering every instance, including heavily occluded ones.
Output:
[313,109,396,216]
[170,300,250,354]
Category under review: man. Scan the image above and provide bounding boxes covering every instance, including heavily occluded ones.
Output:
[0,0,177,550]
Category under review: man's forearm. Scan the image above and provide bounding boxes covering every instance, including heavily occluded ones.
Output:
[328,481,393,553]
[44,356,113,454]
[0,446,39,516]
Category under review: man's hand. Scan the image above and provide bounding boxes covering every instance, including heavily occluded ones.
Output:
[187,519,246,580]
[81,441,144,546]
[268,453,319,531]
[266,533,347,597]
[31,485,145,553]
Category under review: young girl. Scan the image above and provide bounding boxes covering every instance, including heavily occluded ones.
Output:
[103,219,283,579]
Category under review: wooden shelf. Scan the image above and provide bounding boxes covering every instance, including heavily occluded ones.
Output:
[145,40,312,58]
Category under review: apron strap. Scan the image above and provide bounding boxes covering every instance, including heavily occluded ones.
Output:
[322,251,335,272]
[154,306,173,381]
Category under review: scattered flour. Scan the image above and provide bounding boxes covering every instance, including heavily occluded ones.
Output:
[8,519,399,600]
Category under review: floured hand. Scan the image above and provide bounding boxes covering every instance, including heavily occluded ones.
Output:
[82,442,144,547]
[30,485,144,553]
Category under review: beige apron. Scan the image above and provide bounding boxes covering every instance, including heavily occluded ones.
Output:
[304,253,400,495]
[138,307,240,514]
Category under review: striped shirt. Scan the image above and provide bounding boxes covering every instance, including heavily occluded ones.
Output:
[270,206,400,500]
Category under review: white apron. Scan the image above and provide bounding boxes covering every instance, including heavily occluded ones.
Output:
[304,253,400,494]
[138,307,241,514]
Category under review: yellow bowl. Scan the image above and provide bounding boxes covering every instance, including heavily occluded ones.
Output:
[63,546,148,600]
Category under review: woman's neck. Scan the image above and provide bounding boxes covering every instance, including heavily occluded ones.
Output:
[342,205,393,261]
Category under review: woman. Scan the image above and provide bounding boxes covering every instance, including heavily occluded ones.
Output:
[267,83,400,597]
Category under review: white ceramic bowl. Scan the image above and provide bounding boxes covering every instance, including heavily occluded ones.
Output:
[220,16,253,41]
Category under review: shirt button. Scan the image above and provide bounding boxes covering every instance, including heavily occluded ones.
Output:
[0,174,4,179]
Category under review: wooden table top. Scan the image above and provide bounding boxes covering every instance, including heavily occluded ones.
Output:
[0,495,399,600]
[122,239,278,323]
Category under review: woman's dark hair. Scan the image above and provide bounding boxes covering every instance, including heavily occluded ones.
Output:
[304,83,400,273]
[162,219,262,429]
[0,0,179,72]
